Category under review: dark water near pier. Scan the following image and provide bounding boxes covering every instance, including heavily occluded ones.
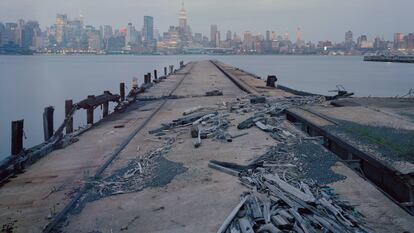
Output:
[1,55,413,159]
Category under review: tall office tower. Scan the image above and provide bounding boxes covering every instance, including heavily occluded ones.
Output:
[194,33,202,43]
[143,16,154,41]
[243,31,253,51]
[4,23,17,45]
[394,32,405,50]
[15,19,25,46]
[296,28,302,43]
[210,24,218,47]
[55,14,68,44]
[179,1,187,29]
[125,23,137,46]
[226,30,232,41]
[405,33,414,51]
[22,21,40,48]
[215,31,221,48]
[103,25,113,39]
[178,2,192,47]
[266,30,271,41]
[271,31,277,41]
[283,31,289,41]
[345,30,353,43]
[0,22,5,46]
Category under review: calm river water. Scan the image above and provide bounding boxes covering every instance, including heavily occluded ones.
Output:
[1,55,413,159]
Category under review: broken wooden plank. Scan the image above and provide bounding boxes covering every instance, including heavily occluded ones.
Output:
[263,174,316,203]
[208,161,240,177]
[216,195,249,233]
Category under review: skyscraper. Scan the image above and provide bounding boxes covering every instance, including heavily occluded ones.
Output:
[295,28,302,43]
[179,2,187,29]
[143,16,154,41]
[345,30,353,43]
[226,30,232,41]
[266,30,270,41]
[394,33,405,50]
[0,22,5,46]
[210,24,218,47]
[125,22,137,46]
[55,14,68,44]
[283,31,289,41]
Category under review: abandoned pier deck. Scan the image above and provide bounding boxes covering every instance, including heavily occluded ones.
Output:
[0,60,413,233]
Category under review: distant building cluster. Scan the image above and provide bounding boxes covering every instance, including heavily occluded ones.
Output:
[0,4,413,55]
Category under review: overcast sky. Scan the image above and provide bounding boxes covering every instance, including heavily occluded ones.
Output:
[0,0,412,42]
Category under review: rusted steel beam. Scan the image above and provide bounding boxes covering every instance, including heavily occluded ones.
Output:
[77,92,120,110]
[11,120,24,156]
[65,100,74,134]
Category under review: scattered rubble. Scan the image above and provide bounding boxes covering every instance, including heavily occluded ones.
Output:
[206,90,224,96]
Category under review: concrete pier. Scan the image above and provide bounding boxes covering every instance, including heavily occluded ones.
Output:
[0,60,413,233]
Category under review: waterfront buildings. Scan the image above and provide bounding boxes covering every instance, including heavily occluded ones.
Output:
[1,4,413,55]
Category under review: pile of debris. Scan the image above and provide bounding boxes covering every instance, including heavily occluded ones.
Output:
[206,95,373,232]
[216,169,372,233]
[92,138,175,198]
[149,104,238,148]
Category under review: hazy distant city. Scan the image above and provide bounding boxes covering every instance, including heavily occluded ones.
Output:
[0,3,413,55]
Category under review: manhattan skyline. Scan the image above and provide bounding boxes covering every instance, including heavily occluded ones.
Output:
[0,0,413,42]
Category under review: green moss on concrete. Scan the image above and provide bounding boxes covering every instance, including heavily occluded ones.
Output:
[326,120,414,163]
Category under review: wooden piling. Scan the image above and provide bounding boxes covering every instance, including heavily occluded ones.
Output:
[164,67,167,76]
[120,82,125,101]
[87,95,95,125]
[11,120,24,156]
[154,70,158,81]
[103,91,109,118]
[266,75,277,88]
[147,73,151,83]
[65,100,74,134]
[43,106,54,141]
[144,74,148,84]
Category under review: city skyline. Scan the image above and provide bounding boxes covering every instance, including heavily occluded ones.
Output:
[0,0,413,42]
[1,2,413,55]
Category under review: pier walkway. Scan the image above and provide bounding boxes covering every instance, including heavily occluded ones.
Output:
[1,60,413,233]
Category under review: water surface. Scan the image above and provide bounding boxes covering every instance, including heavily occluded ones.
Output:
[1,55,413,159]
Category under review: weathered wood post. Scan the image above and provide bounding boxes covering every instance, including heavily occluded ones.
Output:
[169,65,174,75]
[147,73,151,83]
[43,106,54,141]
[87,95,95,125]
[180,61,184,68]
[144,74,148,84]
[154,70,158,81]
[65,100,74,134]
[11,120,24,156]
[266,75,277,88]
[120,82,125,101]
[103,91,110,118]
[164,67,167,76]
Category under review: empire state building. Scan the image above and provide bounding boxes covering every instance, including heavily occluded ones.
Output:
[178,1,192,46]
[179,2,187,29]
